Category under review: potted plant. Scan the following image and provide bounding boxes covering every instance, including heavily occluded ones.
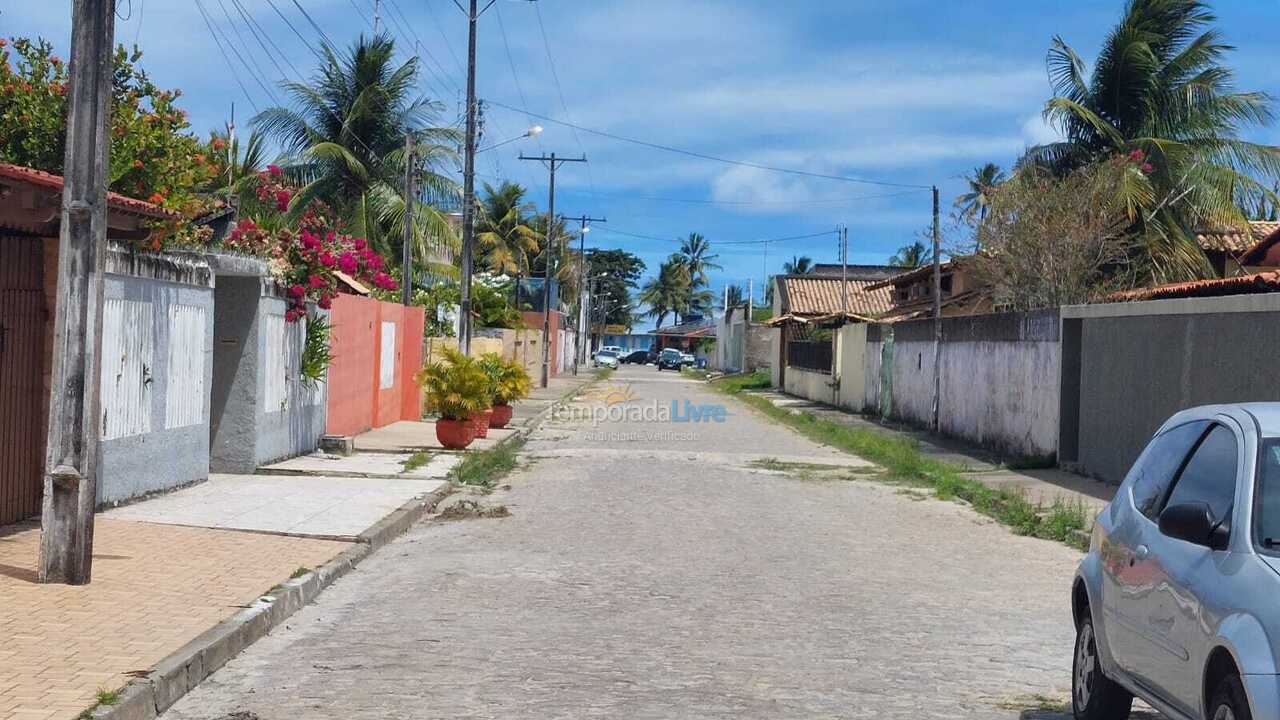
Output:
[479,353,532,429]
[415,347,490,449]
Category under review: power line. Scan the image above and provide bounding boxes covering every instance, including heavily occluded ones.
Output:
[214,0,285,97]
[558,187,922,208]
[263,0,318,59]
[423,0,466,76]
[386,0,461,93]
[193,0,261,112]
[599,227,837,247]
[289,0,336,50]
[230,0,307,80]
[532,3,599,199]
[481,98,934,191]
[202,0,280,104]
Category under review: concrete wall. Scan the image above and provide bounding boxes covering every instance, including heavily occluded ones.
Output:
[209,267,327,473]
[866,310,1061,459]
[97,248,215,505]
[1061,295,1280,483]
[325,295,425,436]
[835,323,867,410]
[784,366,837,405]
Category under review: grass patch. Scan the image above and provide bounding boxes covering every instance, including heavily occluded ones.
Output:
[711,379,1091,550]
[448,436,527,489]
[95,688,119,706]
[714,370,771,393]
[592,367,615,381]
[680,367,713,380]
[290,566,311,580]
[438,498,512,520]
[747,458,850,473]
[401,450,432,472]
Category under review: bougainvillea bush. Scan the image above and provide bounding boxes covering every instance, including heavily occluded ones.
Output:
[225,167,397,321]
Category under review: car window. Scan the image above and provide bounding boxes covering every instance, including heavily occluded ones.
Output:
[1128,421,1208,521]
[1163,424,1238,526]
[1254,440,1280,545]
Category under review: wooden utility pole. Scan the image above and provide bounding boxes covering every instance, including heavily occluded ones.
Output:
[519,152,586,387]
[930,185,942,432]
[401,132,415,306]
[566,214,605,376]
[39,0,115,585]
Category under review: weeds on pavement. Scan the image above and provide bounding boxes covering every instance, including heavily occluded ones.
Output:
[712,377,1092,551]
[447,437,526,489]
[401,450,432,472]
[592,367,615,381]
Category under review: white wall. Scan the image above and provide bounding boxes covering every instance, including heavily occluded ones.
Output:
[835,323,866,411]
[783,366,837,404]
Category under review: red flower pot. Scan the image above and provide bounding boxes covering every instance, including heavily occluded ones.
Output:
[490,403,514,429]
[470,409,492,439]
[435,418,476,450]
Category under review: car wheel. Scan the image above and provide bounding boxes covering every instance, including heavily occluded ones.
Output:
[1209,674,1252,720]
[1073,615,1133,720]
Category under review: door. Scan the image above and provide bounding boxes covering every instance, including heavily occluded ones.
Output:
[0,237,47,526]
[1100,420,1207,686]
[1141,422,1240,716]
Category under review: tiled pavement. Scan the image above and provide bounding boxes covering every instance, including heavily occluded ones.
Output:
[0,519,347,720]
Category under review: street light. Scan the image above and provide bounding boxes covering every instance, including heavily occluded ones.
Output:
[477,125,543,154]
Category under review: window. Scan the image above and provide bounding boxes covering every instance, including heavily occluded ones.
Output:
[1254,440,1280,545]
[1128,421,1208,521]
[1164,424,1238,526]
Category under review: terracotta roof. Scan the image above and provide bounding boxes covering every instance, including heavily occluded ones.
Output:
[1108,271,1280,302]
[1194,221,1280,254]
[808,264,899,280]
[775,274,894,317]
[878,289,984,320]
[0,162,177,219]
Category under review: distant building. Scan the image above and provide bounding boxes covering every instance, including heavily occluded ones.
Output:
[867,259,991,320]
[1194,221,1280,276]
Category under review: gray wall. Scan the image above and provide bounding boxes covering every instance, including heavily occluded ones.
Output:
[209,275,325,473]
[1062,296,1280,483]
[98,249,215,505]
[864,310,1061,459]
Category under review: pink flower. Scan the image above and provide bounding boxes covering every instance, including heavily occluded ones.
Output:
[308,273,327,289]
[1128,149,1144,162]
[373,271,397,290]
[318,294,333,310]
[337,252,358,274]
[352,237,367,251]
[1141,163,1154,174]
[300,231,320,251]
[287,284,305,299]
[367,253,383,270]
[275,190,291,211]
[267,164,283,178]
[318,251,336,268]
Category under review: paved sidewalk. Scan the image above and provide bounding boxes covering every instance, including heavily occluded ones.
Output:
[752,389,1115,516]
[104,474,448,539]
[260,451,460,479]
[0,520,347,720]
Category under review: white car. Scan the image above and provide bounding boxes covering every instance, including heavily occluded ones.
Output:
[599,345,624,355]
[593,350,620,369]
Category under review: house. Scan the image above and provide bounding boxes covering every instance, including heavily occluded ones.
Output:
[770,273,895,322]
[866,259,991,320]
[651,318,716,355]
[1195,221,1280,276]
[1108,270,1280,302]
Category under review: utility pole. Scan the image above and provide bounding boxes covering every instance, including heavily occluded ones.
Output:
[401,131,415,306]
[839,225,848,317]
[566,214,605,376]
[744,277,752,372]
[39,0,115,585]
[226,102,235,204]
[930,185,942,432]
[373,0,381,33]
[519,152,587,387]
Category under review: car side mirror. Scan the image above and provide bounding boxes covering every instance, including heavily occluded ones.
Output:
[1158,502,1230,551]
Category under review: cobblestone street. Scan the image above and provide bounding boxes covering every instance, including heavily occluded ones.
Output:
[161,367,1083,719]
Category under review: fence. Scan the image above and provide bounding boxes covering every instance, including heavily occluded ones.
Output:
[787,340,833,373]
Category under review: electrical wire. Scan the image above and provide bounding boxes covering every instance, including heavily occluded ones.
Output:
[532,2,600,199]
[386,0,461,93]
[263,0,319,59]
[213,0,284,102]
[423,0,466,76]
[230,0,307,80]
[481,99,934,191]
[193,0,262,112]
[289,0,336,50]
[599,227,837,247]
[558,187,922,208]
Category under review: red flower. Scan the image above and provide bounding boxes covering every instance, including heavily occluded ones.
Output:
[1128,149,1144,162]
[288,284,305,299]
[300,231,320,251]
[367,254,384,270]
[212,138,227,151]
[308,273,327,289]
[267,164,283,178]
[318,294,333,310]
[373,271,397,290]
[148,192,165,205]
[352,237,367,251]
[337,252,358,274]
[285,307,303,323]
[50,55,61,66]
[275,190,291,212]
[0,38,7,48]
[132,159,144,169]
[1141,163,1154,174]
[318,251,336,268]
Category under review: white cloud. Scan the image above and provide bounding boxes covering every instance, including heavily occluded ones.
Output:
[1021,114,1061,146]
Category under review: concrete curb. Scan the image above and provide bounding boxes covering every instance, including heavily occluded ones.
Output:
[87,483,453,720]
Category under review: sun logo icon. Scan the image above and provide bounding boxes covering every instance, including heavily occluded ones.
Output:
[588,383,637,406]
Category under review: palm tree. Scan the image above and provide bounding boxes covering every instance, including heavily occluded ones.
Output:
[722,284,744,308]
[640,255,692,328]
[888,241,930,268]
[677,232,721,287]
[474,181,539,277]
[206,127,269,196]
[782,255,813,275]
[1023,0,1280,281]
[956,163,1006,224]
[253,34,461,272]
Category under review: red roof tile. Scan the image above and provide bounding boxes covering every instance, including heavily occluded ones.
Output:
[775,275,894,316]
[1194,221,1280,254]
[0,162,178,219]
[1108,271,1280,302]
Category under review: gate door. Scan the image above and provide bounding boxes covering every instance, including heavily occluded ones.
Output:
[0,237,46,526]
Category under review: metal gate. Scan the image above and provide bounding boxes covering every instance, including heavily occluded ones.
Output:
[0,237,46,526]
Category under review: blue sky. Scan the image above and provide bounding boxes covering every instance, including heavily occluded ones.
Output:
[5,0,1280,306]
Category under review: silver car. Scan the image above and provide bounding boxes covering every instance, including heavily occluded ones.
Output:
[1073,403,1280,720]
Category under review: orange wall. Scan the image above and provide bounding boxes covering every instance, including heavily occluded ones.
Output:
[325,295,424,436]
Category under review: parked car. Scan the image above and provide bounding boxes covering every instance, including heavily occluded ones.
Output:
[656,348,685,371]
[682,353,696,367]
[621,350,650,365]
[593,350,619,369]
[1072,403,1280,720]
[599,345,624,355]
